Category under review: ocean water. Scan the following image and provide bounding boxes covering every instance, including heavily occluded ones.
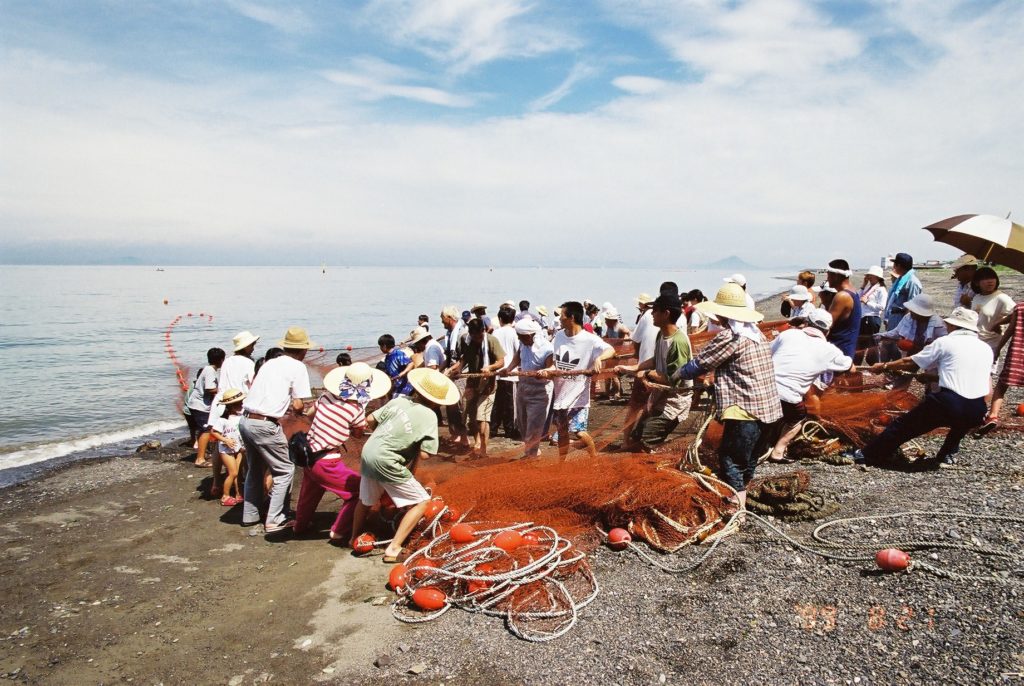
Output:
[0,265,788,484]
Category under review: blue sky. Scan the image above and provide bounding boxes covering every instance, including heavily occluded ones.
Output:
[1,0,1022,266]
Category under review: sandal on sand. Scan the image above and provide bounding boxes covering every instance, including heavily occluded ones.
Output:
[220,496,239,507]
[194,460,212,468]
[382,551,407,564]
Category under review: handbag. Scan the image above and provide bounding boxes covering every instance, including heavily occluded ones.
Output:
[287,431,326,468]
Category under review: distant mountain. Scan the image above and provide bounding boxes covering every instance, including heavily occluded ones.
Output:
[704,255,758,271]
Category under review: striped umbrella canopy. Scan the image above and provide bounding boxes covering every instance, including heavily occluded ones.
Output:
[923,214,1024,273]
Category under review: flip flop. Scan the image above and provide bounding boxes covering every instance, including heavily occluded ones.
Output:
[194,460,212,468]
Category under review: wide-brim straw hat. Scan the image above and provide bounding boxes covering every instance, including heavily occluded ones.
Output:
[950,254,978,278]
[278,326,317,349]
[904,293,935,318]
[409,326,432,346]
[408,368,460,406]
[323,363,391,400]
[696,283,764,323]
[536,305,548,316]
[866,265,884,279]
[221,388,247,405]
[471,303,487,312]
[943,307,980,333]
[233,330,260,352]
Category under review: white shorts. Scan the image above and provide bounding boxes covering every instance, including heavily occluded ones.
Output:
[359,476,430,508]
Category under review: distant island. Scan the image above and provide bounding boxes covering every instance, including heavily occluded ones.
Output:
[703,255,759,271]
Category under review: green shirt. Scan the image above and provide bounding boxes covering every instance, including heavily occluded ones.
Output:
[655,328,693,388]
[360,397,439,484]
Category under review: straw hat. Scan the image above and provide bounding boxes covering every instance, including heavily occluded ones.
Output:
[409,327,432,346]
[323,362,391,400]
[471,303,487,313]
[232,330,260,352]
[723,273,747,287]
[903,293,935,318]
[536,305,548,316]
[788,285,811,301]
[278,326,316,349]
[515,319,542,335]
[408,368,460,406]
[221,388,246,405]
[695,283,763,323]
[950,254,978,278]
[502,300,516,308]
[866,265,884,279]
[943,307,979,333]
[604,307,620,320]
[635,293,654,307]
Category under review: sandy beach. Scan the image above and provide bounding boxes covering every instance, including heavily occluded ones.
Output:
[2,269,1023,685]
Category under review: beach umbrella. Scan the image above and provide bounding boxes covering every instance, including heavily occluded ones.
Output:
[923,214,1024,273]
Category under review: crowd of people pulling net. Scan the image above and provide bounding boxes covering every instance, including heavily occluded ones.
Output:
[170,260,1024,640]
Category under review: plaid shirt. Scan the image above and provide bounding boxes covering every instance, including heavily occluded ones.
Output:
[695,330,782,423]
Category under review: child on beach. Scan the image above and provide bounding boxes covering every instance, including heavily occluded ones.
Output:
[208,388,246,506]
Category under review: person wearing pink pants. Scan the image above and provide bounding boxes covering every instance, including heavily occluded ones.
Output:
[294,457,361,539]
[293,362,391,539]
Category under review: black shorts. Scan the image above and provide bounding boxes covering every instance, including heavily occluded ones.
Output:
[780,400,807,424]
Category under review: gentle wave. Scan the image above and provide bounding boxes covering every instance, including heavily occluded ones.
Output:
[0,419,187,471]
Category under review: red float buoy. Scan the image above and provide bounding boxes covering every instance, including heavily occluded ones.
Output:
[388,564,409,591]
[897,339,914,351]
[410,557,438,581]
[523,532,541,546]
[411,587,446,611]
[1016,403,1024,417]
[449,523,477,544]
[877,414,892,426]
[353,532,376,554]
[492,530,524,553]
[875,548,911,572]
[607,528,632,551]
[441,505,461,523]
[423,497,445,521]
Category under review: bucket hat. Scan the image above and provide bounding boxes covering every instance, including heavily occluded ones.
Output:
[515,319,542,335]
[943,307,979,333]
[903,293,935,318]
[278,326,316,350]
[408,368,460,406]
[323,362,391,400]
[696,283,763,323]
[788,285,811,301]
[409,327,432,346]
[866,265,884,279]
[723,273,747,287]
[806,309,833,331]
[232,331,260,352]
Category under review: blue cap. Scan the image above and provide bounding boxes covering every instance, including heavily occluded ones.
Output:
[894,252,913,268]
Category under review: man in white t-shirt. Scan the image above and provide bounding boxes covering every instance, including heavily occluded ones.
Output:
[490,306,521,439]
[207,331,258,497]
[239,327,314,534]
[547,301,614,458]
[849,308,992,468]
[439,305,469,448]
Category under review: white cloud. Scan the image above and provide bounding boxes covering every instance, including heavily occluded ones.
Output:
[528,62,595,112]
[1,2,1022,267]
[362,0,578,73]
[611,75,666,95]
[320,57,474,107]
[603,0,863,85]
[223,0,313,34]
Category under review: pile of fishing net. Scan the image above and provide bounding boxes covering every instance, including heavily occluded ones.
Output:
[745,469,840,520]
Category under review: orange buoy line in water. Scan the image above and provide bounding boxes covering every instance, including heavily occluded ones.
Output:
[164,311,215,393]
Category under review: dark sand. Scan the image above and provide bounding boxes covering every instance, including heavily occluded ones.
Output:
[1,268,1022,685]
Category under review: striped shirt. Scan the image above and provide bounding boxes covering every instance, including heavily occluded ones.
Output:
[695,330,783,423]
[307,395,366,456]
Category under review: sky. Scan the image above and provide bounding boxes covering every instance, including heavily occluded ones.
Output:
[1,0,1022,267]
